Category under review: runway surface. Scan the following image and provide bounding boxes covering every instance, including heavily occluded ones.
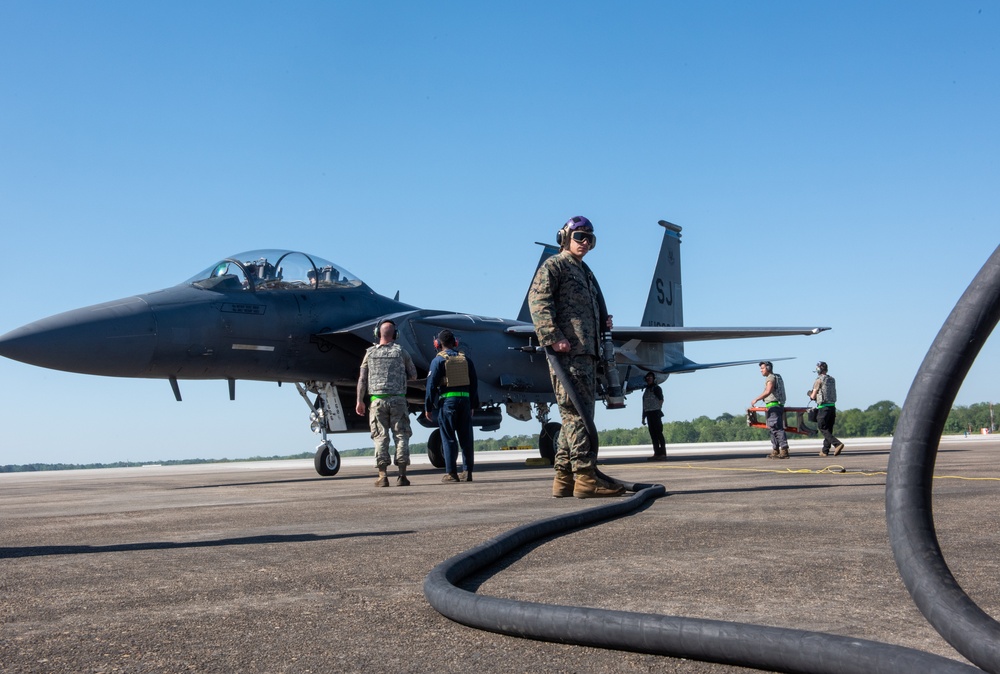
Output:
[2,435,998,673]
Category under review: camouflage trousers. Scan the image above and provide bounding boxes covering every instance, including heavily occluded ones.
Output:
[548,353,597,473]
[368,396,411,469]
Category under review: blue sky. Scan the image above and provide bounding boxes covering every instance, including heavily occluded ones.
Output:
[1,2,997,466]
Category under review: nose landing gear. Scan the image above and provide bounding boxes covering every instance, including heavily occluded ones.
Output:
[314,440,342,477]
[297,382,347,477]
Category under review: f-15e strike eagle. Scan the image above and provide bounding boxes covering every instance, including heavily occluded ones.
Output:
[0,220,828,475]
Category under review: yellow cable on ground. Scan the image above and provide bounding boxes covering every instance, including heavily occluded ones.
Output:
[614,462,1000,481]
[928,474,1000,481]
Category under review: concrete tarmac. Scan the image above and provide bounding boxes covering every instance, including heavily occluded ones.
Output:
[2,435,999,673]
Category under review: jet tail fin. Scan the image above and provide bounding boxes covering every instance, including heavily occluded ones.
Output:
[517,242,560,323]
[641,220,683,329]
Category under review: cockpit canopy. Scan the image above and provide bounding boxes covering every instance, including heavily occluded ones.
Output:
[185,250,362,292]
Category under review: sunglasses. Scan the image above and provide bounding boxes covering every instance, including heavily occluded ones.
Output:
[570,230,595,245]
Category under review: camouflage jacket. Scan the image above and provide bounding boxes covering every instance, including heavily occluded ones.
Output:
[528,250,601,357]
[812,374,837,405]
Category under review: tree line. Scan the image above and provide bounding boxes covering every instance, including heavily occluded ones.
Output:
[411,400,996,455]
[3,401,995,472]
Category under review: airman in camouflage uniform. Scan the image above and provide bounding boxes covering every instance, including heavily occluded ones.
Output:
[356,319,417,487]
[528,216,622,498]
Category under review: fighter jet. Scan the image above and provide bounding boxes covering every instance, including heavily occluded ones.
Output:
[0,221,828,476]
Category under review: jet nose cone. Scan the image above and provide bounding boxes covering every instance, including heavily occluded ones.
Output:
[0,297,157,376]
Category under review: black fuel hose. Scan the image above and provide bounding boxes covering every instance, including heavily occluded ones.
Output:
[423,496,978,673]
[424,326,987,672]
[887,244,1000,672]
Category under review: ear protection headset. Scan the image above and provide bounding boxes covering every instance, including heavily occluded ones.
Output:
[433,330,459,351]
[759,360,773,372]
[373,318,398,341]
[555,215,597,250]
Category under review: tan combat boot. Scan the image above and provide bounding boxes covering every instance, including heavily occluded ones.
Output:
[573,469,625,499]
[777,447,790,459]
[552,470,574,498]
[396,465,410,487]
[375,469,389,488]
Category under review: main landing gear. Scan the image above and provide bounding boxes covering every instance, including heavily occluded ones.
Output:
[426,429,445,469]
[425,418,558,467]
[539,422,561,464]
[535,402,560,464]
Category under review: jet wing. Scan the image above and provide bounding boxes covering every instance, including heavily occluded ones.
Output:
[652,356,793,375]
[310,318,387,357]
[609,326,830,343]
[312,310,421,347]
[506,325,830,343]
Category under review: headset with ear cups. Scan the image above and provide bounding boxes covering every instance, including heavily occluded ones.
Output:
[373,318,398,342]
[555,215,597,249]
[433,329,459,351]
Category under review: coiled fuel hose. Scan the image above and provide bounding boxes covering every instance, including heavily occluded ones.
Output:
[426,251,1000,672]
[887,243,1000,672]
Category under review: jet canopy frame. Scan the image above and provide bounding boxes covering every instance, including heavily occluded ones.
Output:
[186,249,362,293]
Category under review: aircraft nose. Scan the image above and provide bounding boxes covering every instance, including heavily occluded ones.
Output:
[0,297,157,376]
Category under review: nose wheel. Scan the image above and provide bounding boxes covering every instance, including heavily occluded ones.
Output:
[314,441,342,476]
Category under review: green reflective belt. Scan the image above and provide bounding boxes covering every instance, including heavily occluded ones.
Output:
[818,403,836,409]
[440,391,470,398]
[765,401,783,408]
[370,394,403,400]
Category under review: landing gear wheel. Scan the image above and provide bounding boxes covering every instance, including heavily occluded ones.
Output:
[539,422,561,465]
[314,441,341,477]
[427,428,445,469]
